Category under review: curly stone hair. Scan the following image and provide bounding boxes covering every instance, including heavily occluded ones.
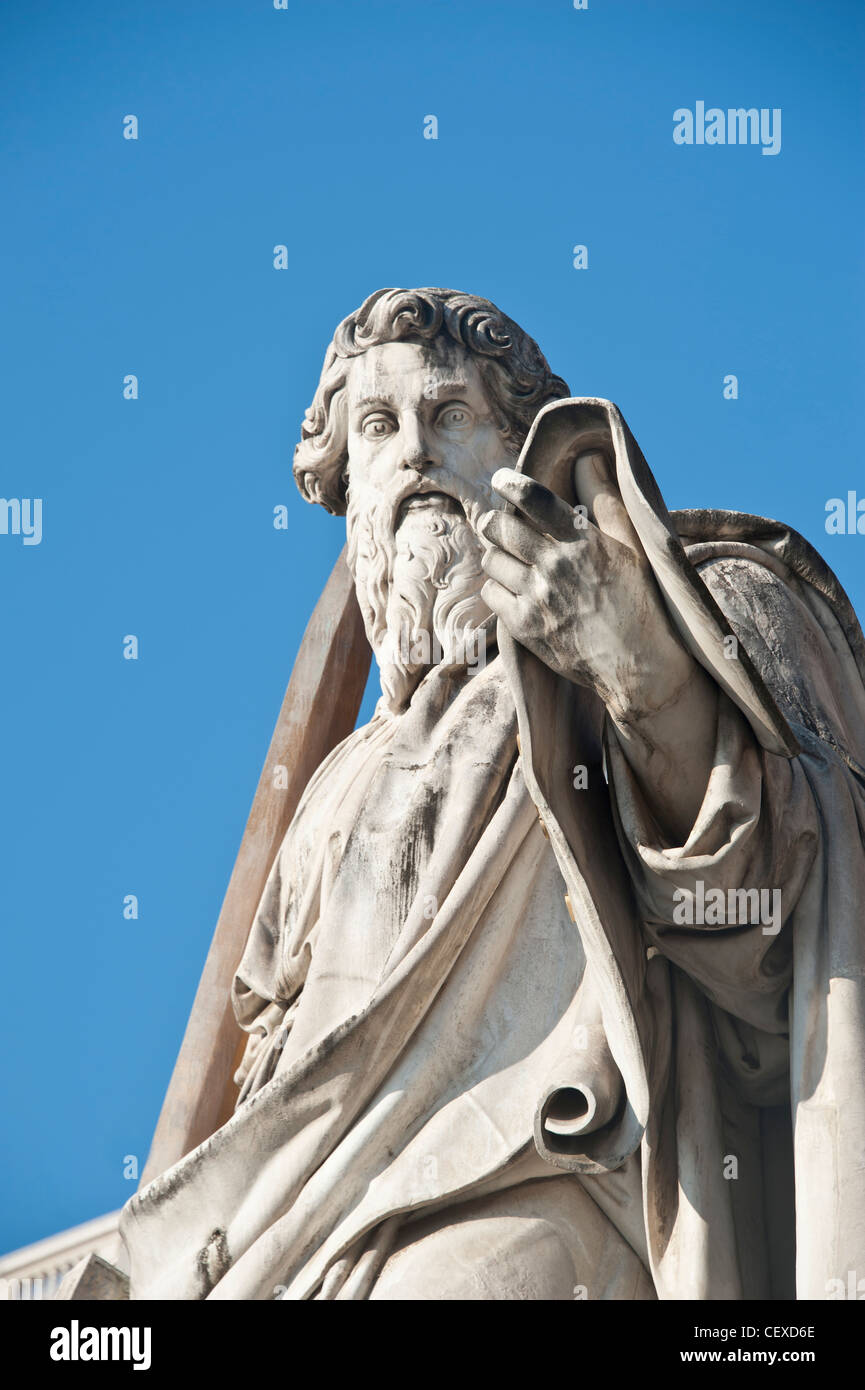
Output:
[293,287,570,515]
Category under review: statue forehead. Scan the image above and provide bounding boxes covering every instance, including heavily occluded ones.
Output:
[344,338,484,403]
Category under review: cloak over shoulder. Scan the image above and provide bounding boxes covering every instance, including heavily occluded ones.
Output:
[119,399,865,1301]
[506,397,865,1299]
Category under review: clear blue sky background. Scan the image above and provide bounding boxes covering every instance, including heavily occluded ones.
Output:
[1,0,862,1253]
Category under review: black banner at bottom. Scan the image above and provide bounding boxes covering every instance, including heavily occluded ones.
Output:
[4,1297,860,1376]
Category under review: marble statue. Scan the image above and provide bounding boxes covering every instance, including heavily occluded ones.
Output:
[118,288,865,1300]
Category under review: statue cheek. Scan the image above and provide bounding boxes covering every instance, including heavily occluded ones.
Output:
[361,449,391,486]
[451,437,490,480]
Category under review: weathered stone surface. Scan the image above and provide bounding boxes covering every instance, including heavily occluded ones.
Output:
[117,289,865,1301]
[139,549,370,1187]
[54,1253,129,1301]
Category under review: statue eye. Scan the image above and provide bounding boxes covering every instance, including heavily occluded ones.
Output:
[361,413,395,440]
[438,404,472,429]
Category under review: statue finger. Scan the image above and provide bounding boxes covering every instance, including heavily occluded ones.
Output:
[476,508,543,564]
[574,450,644,555]
[481,577,529,634]
[490,469,582,542]
[480,544,534,596]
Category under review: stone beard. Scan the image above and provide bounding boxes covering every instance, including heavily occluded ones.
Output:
[114,289,865,1303]
[346,477,498,712]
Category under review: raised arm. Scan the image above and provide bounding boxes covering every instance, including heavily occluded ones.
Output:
[477,458,719,844]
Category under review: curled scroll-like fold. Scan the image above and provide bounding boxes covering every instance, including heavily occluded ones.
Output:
[534,1014,627,1174]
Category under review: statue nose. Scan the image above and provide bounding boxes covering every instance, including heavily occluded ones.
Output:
[399,450,435,473]
[399,416,438,472]
[400,458,436,480]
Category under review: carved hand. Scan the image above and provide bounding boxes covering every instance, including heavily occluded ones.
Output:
[477,460,694,720]
[477,454,719,843]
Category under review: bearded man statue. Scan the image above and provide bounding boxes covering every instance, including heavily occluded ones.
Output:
[119,288,865,1301]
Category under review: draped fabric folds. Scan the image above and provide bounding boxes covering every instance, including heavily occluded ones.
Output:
[120,400,865,1301]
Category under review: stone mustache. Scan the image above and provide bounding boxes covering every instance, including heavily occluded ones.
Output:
[114,288,865,1302]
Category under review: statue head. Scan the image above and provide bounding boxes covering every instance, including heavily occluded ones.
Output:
[294,288,569,711]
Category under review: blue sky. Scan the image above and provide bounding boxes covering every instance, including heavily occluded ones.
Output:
[1,0,863,1252]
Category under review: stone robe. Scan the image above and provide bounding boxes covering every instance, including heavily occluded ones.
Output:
[119,401,865,1301]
